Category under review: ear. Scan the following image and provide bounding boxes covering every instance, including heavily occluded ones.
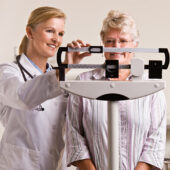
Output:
[26,26,33,40]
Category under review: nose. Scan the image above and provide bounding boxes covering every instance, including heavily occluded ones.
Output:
[52,33,60,44]
[113,41,121,48]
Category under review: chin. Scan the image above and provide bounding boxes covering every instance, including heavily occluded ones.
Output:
[47,55,55,58]
[107,54,124,60]
[46,52,56,58]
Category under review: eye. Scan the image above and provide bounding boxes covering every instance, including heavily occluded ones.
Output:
[120,39,129,43]
[59,32,64,37]
[46,29,54,33]
[106,40,114,43]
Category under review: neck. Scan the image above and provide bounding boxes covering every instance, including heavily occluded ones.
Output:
[26,51,48,73]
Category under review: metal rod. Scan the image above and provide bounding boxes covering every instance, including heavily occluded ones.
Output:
[107,101,119,170]
[103,47,159,53]
[68,47,159,53]
[67,64,105,69]
[67,64,130,69]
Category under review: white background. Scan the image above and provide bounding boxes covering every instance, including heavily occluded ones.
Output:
[0,0,170,168]
[0,0,170,96]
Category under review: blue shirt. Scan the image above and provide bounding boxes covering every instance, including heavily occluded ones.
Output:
[27,57,52,73]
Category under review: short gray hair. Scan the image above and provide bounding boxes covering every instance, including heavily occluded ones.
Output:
[100,10,139,43]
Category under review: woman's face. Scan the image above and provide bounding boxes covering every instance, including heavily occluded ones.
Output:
[103,28,138,64]
[27,17,65,59]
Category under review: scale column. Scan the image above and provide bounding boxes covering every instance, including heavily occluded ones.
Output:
[107,101,119,170]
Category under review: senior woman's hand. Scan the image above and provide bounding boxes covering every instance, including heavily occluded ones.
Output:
[135,162,153,170]
[72,159,96,170]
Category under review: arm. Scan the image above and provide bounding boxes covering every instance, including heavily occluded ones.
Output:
[135,162,153,170]
[72,159,96,170]
[138,91,167,169]
[65,94,94,169]
[0,63,61,110]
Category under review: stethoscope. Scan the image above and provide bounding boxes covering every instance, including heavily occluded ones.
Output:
[16,55,47,111]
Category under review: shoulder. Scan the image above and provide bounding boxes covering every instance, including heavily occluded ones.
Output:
[0,56,23,80]
[76,69,103,80]
[0,60,19,74]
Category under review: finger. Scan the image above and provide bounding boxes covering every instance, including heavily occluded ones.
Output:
[77,39,86,46]
[67,41,81,48]
[67,42,75,48]
[77,40,91,47]
[79,52,91,59]
[86,43,91,47]
[72,41,81,48]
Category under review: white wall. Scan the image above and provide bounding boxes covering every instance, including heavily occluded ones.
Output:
[1,0,170,96]
[0,0,170,167]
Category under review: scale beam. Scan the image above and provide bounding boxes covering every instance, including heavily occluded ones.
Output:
[56,46,169,81]
[60,80,165,101]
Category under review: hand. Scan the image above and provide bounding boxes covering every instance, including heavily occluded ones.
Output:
[72,159,96,170]
[63,39,91,65]
[56,40,91,79]
[135,162,153,170]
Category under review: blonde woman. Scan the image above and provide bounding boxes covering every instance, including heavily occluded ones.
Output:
[66,10,166,170]
[0,6,88,170]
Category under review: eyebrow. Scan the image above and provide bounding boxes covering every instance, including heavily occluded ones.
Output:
[105,37,129,40]
[44,26,55,29]
[44,26,65,32]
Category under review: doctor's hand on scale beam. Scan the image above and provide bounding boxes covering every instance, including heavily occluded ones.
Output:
[56,39,91,76]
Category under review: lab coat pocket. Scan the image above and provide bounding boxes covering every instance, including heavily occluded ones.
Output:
[0,143,40,170]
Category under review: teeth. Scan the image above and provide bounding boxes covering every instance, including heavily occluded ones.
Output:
[111,53,122,56]
[48,44,56,48]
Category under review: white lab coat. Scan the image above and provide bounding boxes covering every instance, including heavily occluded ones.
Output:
[0,54,68,170]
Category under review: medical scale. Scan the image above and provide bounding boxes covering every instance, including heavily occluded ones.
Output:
[56,46,169,170]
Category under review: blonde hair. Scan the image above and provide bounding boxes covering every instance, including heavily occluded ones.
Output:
[100,10,139,43]
[19,6,66,55]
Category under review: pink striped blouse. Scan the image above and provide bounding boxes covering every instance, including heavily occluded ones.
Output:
[66,69,166,170]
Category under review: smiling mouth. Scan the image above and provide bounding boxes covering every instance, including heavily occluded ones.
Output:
[110,52,123,55]
[110,53,123,58]
[47,44,57,49]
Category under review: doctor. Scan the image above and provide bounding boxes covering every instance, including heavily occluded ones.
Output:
[0,6,90,170]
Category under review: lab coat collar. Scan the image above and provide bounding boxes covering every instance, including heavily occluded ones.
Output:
[19,53,45,77]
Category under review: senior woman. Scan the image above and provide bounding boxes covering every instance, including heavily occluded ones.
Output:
[65,10,166,170]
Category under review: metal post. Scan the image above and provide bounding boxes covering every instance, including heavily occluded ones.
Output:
[107,101,119,170]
